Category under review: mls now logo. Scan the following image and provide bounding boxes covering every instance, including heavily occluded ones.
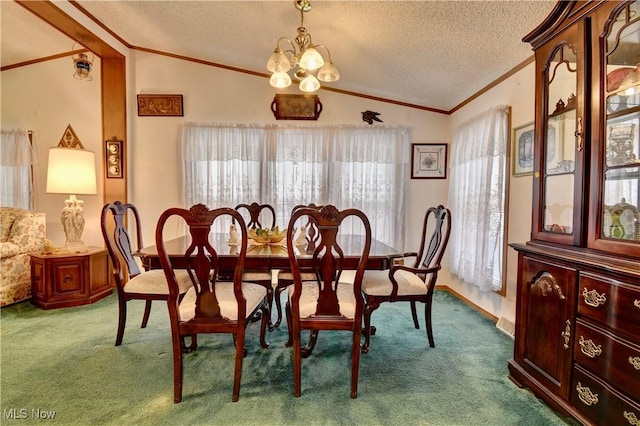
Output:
[3,408,56,419]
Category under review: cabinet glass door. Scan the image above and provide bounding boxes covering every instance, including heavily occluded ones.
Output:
[602,2,640,245]
[543,44,579,236]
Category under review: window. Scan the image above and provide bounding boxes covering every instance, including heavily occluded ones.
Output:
[0,129,36,209]
[182,124,410,249]
[448,106,509,292]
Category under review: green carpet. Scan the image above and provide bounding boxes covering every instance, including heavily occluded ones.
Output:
[1,290,573,425]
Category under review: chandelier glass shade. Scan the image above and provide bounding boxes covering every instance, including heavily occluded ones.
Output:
[266,0,339,92]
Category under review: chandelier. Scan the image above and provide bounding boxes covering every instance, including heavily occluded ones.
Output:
[266,0,340,92]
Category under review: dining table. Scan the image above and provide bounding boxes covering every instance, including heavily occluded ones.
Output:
[137,232,401,273]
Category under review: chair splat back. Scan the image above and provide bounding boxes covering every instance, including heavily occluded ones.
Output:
[101,201,144,280]
[416,205,451,274]
[156,204,249,315]
[234,202,276,230]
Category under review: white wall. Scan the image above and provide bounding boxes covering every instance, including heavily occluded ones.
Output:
[1,57,104,248]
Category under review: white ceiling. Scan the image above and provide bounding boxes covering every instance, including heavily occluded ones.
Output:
[1,0,557,112]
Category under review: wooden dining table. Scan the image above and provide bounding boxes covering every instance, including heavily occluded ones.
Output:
[137,233,401,273]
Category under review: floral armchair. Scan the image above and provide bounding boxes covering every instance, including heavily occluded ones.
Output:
[1,207,46,307]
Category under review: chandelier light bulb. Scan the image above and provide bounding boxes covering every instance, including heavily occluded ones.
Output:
[267,48,291,73]
[270,71,292,88]
[299,74,321,92]
[317,59,340,82]
[299,46,324,71]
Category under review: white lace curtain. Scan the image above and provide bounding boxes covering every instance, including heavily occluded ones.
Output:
[448,105,509,292]
[1,129,38,209]
[181,123,410,249]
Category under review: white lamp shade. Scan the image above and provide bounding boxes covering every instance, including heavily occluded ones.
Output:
[266,48,292,73]
[299,74,321,92]
[317,59,340,82]
[46,147,97,195]
[270,71,293,88]
[299,46,324,71]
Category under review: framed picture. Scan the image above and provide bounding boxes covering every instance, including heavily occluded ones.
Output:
[512,122,535,176]
[105,138,123,178]
[271,94,323,120]
[137,94,183,116]
[411,143,447,179]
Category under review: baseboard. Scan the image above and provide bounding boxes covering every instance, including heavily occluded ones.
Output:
[496,316,515,338]
[435,285,499,323]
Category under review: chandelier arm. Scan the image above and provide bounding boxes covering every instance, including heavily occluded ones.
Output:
[277,37,299,56]
[313,44,333,60]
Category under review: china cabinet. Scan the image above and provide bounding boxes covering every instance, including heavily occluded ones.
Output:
[510,1,640,424]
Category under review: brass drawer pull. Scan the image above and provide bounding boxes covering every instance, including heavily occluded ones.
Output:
[630,357,640,371]
[582,287,606,307]
[624,411,640,426]
[635,299,640,309]
[579,336,602,358]
[576,382,599,406]
[561,320,571,349]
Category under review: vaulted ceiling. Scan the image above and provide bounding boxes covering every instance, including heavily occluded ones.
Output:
[1,1,557,112]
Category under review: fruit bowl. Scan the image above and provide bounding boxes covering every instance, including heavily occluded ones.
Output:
[248,226,287,245]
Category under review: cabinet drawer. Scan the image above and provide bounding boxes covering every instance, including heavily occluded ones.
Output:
[575,319,640,401]
[578,273,640,339]
[572,365,640,426]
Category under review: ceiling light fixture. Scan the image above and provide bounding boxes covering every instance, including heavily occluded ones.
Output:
[72,42,94,81]
[266,0,340,93]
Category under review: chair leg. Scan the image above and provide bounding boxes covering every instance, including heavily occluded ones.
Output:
[301,330,319,358]
[172,333,184,403]
[232,332,245,402]
[285,301,293,347]
[351,327,362,398]
[115,298,127,346]
[361,300,379,354]
[425,300,435,348]
[259,303,270,348]
[266,286,275,331]
[141,300,153,328]
[292,323,302,397]
[273,286,285,329]
[410,301,420,329]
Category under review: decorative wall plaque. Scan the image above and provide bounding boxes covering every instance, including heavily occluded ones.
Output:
[105,137,123,178]
[57,124,84,149]
[271,94,322,120]
[137,94,183,116]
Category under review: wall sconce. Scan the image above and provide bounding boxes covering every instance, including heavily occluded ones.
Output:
[46,147,97,251]
[72,43,94,81]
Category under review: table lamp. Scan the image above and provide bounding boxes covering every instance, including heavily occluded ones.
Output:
[46,147,97,251]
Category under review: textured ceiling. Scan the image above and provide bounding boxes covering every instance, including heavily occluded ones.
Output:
[1,0,557,112]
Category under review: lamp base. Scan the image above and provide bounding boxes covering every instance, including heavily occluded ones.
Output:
[60,195,87,250]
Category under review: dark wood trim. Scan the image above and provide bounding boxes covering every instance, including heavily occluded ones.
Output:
[0,50,84,72]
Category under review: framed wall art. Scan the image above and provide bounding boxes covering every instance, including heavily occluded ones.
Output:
[512,122,534,176]
[411,143,447,179]
[137,94,183,117]
[271,94,322,120]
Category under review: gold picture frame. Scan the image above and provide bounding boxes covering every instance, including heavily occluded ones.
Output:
[137,94,183,116]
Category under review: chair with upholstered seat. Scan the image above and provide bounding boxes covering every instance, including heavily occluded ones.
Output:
[234,202,277,329]
[361,205,451,353]
[156,204,270,403]
[285,204,371,398]
[273,203,322,329]
[101,201,193,346]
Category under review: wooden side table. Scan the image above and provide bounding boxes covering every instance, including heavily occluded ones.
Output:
[30,247,112,309]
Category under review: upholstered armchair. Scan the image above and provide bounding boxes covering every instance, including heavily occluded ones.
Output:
[0,207,46,307]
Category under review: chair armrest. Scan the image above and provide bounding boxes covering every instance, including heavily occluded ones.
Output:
[388,251,418,263]
[391,264,441,276]
[0,242,20,259]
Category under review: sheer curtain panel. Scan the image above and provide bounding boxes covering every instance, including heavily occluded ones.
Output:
[448,106,509,292]
[181,123,410,248]
[1,129,37,209]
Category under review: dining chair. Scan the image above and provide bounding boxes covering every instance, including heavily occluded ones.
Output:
[234,202,277,329]
[100,201,193,346]
[361,205,451,353]
[285,204,371,398]
[156,204,270,403]
[272,203,323,329]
